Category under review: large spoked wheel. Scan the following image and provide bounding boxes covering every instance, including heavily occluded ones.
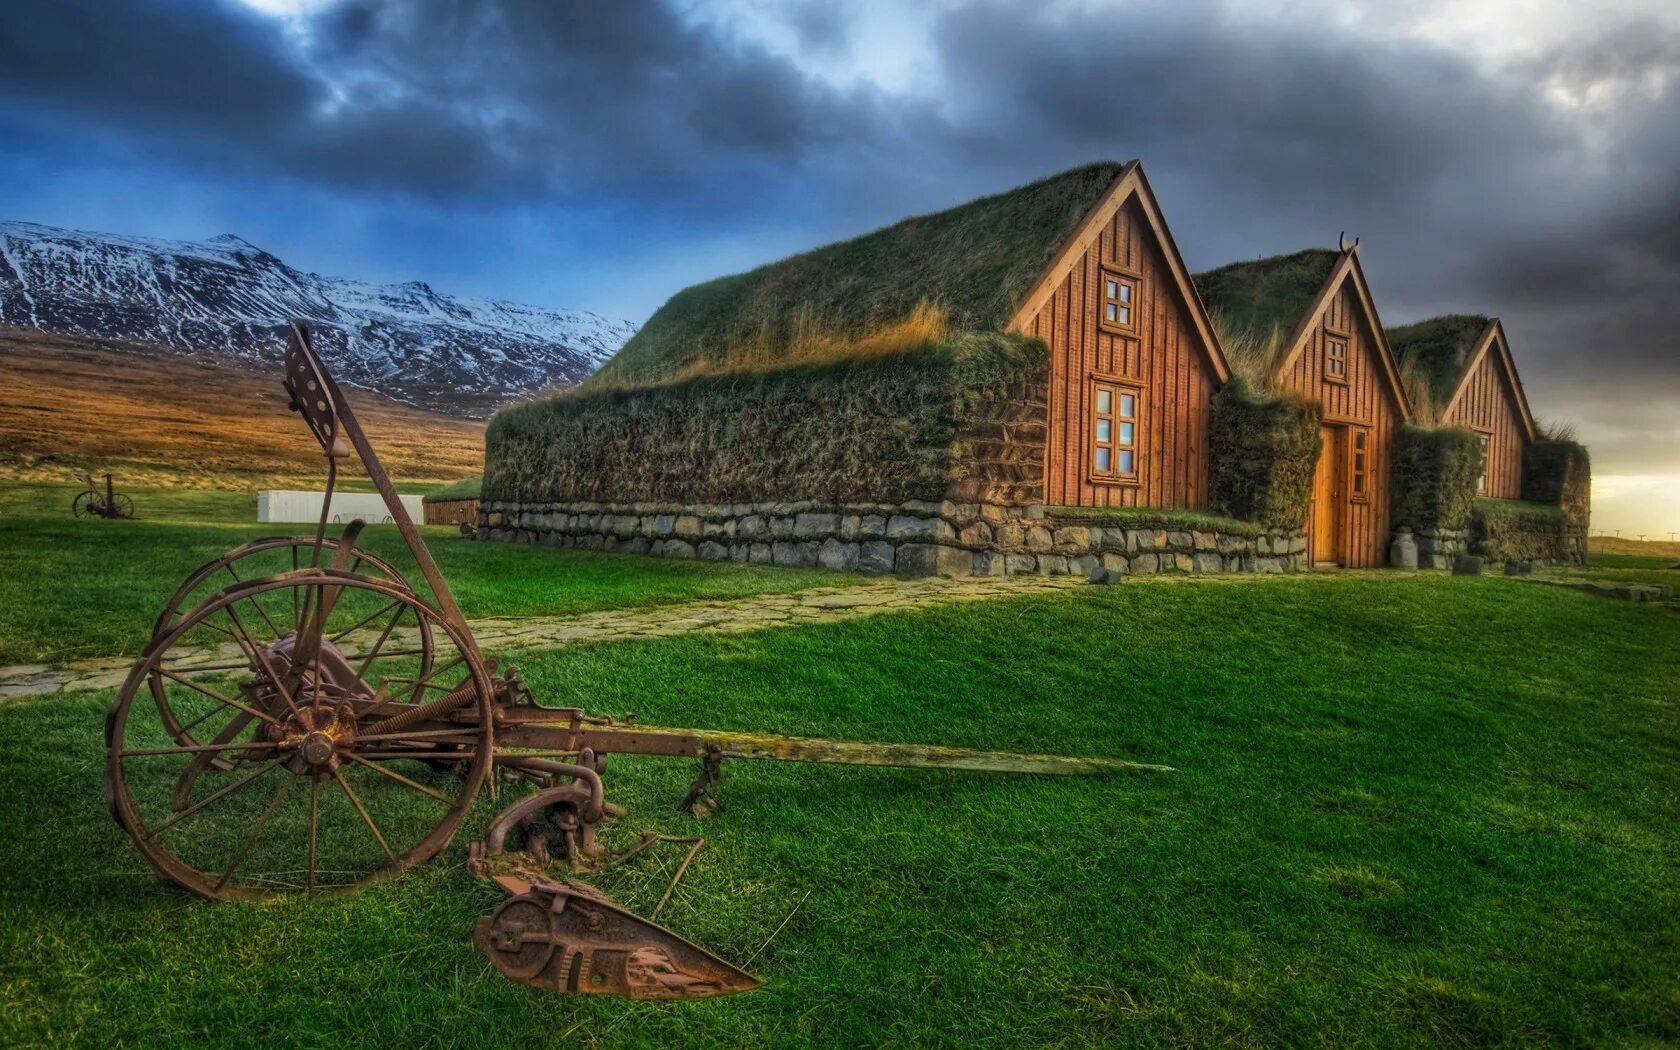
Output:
[149,539,419,767]
[106,572,493,899]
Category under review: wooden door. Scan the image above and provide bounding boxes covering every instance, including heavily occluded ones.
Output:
[1310,424,1343,566]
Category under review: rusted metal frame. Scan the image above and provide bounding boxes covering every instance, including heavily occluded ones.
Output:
[288,324,477,652]
[492,717,1176,774]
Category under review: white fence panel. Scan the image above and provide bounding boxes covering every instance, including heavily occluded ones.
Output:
[256,490,425,525]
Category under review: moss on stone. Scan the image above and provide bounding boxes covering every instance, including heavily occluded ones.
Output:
[1044,505,1264,537]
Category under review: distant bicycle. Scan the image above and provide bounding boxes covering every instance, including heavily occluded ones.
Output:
[72,472,135,519]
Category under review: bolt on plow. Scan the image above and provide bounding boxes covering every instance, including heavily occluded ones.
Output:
[103,321,1174,1000]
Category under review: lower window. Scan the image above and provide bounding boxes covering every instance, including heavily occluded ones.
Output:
[1091,380,1139,480]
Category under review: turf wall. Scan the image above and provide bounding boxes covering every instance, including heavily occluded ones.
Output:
[483,333,1048,509]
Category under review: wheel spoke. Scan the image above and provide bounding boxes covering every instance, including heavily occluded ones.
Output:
[355,727,479,744]
[307,773,321,891]
[352,606,410,679]
[224,605,304,721]
[147,759,282,837]
[222,563,284,637]
[328,599,402,645]
[332,767,397,864]
[343,752,453,804]
[121,739,281,758]
[213,776,294,891]
[152,668,281,727]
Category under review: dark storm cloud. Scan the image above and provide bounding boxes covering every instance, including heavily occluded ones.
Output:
[0,0,1674,472]
[915,1,1680,470]
[0,0,905,200]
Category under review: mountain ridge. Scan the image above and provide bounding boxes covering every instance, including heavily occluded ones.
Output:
[0,219,636,416]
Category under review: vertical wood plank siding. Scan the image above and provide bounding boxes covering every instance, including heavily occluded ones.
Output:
[1028,199,1216,508]
[1444,349,1527,499]
[1281,278,1402,568]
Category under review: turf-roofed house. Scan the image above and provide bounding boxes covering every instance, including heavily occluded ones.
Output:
[1387,316,1534,499]
[480,161,1331,577]
[1385,315,1590,567]
[1196,245,1412,568]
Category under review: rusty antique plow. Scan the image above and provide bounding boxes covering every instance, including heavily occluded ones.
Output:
[102,322,1172,1000]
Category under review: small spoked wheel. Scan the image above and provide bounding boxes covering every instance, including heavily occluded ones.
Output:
[71,492,95,518]
[106,572,493,899]
[151,537,410,640]
[110,494,135,519]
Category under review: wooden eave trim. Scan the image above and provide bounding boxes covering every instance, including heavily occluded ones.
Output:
[1275,249,1413,421]
[1005,161,1233,385]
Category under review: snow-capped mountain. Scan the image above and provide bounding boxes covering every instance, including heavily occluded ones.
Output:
[0,220,636,415]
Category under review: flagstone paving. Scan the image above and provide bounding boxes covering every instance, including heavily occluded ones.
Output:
[0,574,1085,703]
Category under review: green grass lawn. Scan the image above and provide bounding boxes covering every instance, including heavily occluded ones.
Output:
[0,483,862,664]
[2,573,1675,1047]
[1543,552,1680,591]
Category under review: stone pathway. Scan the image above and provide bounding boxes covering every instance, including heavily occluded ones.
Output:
[0,575,1085,704]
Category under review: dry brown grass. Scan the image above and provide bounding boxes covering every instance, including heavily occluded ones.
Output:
[666,300,951,384]
[1209,308,1288,393]
[0,326,484,489]
[1588,535,1680,560]
[1398,356,1440,426]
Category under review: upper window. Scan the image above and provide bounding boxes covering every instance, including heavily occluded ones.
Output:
[1476,432,1490,493]
[1100,272,1137,333]
[1325,335,1348,382]
[1351,428,1369,501]
[1091,381,1139,480]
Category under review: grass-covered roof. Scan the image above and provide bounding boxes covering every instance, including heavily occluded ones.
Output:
[594,161,1128,384]
[422,475,482,502]
[1193,249,1339,347]
[1386,314,1493,409]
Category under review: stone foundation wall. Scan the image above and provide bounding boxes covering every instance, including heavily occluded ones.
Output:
[477,499,1309,578]
[1415,527,1468,570]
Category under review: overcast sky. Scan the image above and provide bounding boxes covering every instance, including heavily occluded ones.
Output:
[2,0,1676,533]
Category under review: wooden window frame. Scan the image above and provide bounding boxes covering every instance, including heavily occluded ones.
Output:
[1098,268,1140,336]
[1474,430,1492,495]
[1323,329,1350,385]
[1349,426,1370,503]
[1087,376,1141,486]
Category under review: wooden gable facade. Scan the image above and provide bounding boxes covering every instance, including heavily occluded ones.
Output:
[1276,251,1411,568]
[1007,164,1230,509]
[1198,247,1412,568]
[1436,321,1536,500]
